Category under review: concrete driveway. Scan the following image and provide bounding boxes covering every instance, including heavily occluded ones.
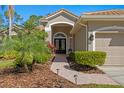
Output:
[98,66,124,86]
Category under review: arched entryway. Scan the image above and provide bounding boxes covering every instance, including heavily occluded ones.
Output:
[51,23,73,54]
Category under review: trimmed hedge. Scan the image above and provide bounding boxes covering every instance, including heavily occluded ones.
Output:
[69,51,106,67]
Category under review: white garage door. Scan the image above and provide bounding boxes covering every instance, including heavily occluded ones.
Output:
[95,33,124,65]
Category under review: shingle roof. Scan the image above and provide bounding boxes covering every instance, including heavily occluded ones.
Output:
[84,10,124,15]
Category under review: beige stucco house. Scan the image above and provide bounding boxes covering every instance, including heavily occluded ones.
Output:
[41,9,124,65]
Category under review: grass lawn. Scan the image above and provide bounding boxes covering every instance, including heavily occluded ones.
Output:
[80,84,124,88]
[0,60,15,69]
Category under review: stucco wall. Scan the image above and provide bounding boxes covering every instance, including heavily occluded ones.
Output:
[88,21,124,31]
[74,26,87,51]
[87,21,124,51]
[46,14,76,28]
[52,25,72,38]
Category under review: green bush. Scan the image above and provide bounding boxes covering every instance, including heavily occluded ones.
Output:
[33,53,51,64]
[0,29,51,72]
[14,52,33,66]
[69,51,106,67]
[41,54,51,63]
[0,51,4,58]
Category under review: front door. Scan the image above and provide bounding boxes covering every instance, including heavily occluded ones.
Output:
[54,38,66,54]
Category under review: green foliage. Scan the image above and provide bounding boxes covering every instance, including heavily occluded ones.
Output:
[80,84,124,88]
[3,50,18,60]
[0,51,4,58]
[4,10,15,19]
[4,10,23,24]
[70,51,106,67]
[33,53,51,64]
[0,50,18,60]
[0,28,51,72]
[0,60,15,69]
[23,15,42,31]
[15,52,33,66]
[0,15,5,30]
[23,20,36,31]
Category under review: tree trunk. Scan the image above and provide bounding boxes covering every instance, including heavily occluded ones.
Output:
[24,64,29,73]
[8,12,12,38]
[8,5,13,38]
[9,15,12,37]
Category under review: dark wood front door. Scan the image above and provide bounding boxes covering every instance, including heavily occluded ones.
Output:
[54,38,66,54]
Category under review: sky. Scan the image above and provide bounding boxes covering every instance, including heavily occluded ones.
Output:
[1,5,124,22]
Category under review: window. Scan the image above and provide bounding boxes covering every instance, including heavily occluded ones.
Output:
[54,33,66,38]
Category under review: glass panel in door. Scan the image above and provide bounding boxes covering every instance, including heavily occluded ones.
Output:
[55,39,59,50]
[61,39,66,50]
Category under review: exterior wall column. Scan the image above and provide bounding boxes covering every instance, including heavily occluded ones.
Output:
[45,26,52,44]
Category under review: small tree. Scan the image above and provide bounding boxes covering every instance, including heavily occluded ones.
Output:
[23,15,42,32]
[0,29,51,72]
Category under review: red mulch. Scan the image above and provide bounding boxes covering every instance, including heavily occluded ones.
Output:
[0,62,77,88]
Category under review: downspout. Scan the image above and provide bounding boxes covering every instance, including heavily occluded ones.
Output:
[85,24,88,51]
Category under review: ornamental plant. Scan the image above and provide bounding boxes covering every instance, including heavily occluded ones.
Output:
[0,29,51,72]
[69,51,106,67]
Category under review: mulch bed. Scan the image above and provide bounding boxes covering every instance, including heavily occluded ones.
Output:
[0,62,77,88]
[66,56,104,74]
[70,65,105,74]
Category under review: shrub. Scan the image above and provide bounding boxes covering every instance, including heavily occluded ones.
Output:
[0,51,4,58]
[2,50,18,60]
[41,54,51,63]
[0,29,51,72]
[14,52,33,66]
[69,51,106,67]
[14,52,33,72]
[33,53,51,64]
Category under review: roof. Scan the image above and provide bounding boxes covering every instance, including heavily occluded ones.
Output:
[43,9,79,19]
[83,10,124,15]
[0,24,22,35]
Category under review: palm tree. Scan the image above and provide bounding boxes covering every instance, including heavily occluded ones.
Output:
[1,5,14,37]
[8,5,14,37]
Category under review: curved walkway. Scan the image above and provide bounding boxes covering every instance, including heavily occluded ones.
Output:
[51,54,118,85]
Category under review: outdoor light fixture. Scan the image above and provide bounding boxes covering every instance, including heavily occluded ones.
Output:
[74,74,78,84]
[89,34,94,41]
[56,68,60,75]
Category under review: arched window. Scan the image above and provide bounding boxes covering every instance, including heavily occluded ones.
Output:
[54,32,66,38]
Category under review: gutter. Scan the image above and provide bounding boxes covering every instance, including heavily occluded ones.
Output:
[81,15,124,21]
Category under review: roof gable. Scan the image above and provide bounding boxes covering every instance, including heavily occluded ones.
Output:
[44,9,78,19]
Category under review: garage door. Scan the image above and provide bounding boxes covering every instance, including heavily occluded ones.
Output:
[95,32,124,65]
